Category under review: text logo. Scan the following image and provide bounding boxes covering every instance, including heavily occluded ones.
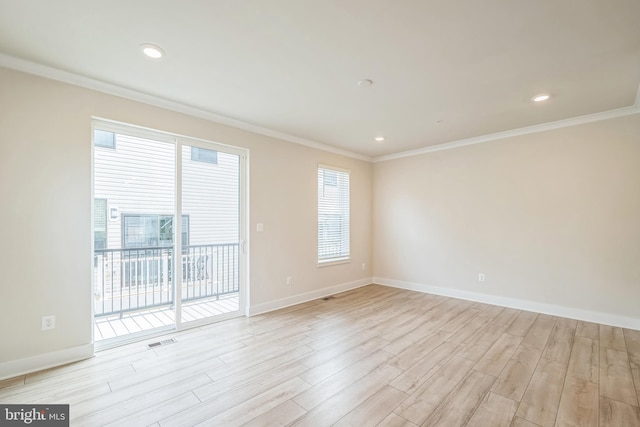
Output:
[1,405,69,426]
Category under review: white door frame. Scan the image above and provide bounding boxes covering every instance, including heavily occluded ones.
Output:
[91,117,249,346]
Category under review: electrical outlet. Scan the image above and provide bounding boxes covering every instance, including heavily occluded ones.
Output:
[42,315,56,331]
[478,273,485,282]
[362,263,366,270]
[286,276,292,286]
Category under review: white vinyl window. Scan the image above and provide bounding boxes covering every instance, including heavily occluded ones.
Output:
[318,165,350,264]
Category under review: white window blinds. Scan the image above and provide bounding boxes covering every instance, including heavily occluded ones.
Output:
[318,166,350,263]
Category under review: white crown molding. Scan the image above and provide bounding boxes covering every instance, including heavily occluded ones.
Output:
[374,99,640,163]
[0,53,372,162]
[374,277,640,330]
[2,53,639,164]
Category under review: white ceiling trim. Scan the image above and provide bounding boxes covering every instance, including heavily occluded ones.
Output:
[0,53,372,162]
[2,53,638,165]
[374,92,640,163]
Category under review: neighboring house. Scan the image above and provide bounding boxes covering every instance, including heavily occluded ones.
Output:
[93,130,240,251]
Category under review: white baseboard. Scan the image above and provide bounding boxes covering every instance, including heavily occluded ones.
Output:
[248,277,372,316]
[374,277,640,331]
[0,343,94,381]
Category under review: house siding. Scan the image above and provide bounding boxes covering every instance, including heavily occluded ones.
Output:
[94,132,239,249]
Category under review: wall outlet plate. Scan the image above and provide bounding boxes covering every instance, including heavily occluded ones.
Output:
[42,315,56,330]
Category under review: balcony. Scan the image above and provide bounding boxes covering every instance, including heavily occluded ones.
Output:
[93,243,239,340]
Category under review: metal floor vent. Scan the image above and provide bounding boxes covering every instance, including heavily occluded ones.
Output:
[147,338,177,348]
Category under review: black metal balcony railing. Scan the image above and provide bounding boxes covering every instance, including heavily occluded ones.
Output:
[93,243,240,317]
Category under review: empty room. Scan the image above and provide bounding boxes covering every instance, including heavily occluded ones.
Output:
[0,1,639,426]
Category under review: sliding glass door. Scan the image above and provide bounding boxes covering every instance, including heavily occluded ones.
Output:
[92,121,246,345]
[178,144,241,326]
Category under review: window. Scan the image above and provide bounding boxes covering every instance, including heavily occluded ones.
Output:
[123,214,189,248]
[191,146,218,164]
[318,166,350,263]
[93,198,107,250]
[94,130,115,149]
[159,216,190,246]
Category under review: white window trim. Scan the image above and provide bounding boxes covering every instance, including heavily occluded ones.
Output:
[317,164,351,266]
[317,257,351,268]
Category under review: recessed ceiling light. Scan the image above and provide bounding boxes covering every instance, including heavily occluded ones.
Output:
[141,43,164,59]
[358,79,373,87]
[375,136,385,142]
[531,94,550,102]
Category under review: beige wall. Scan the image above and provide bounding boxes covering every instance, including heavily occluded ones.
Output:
[0,67,372,367]
[2,62,638,376]
[373,114,640,321]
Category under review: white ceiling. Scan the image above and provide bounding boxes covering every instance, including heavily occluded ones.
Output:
[1,1,639,158]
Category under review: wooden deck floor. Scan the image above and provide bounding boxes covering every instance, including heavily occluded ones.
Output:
[2,285,639,426]
[94,294,239,341]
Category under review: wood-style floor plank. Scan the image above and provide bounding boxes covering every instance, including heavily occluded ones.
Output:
[555,377,599,427]
[333,385,407,427]
[390,341,460,394]
[623,328,640,401]
[511,417,542,427]
[422,370,495,427]
[491,345,542,402]
[193,377,309,427]
[299,336,389,385]
[388,331,450,371]
[446,306,504,346]
[600,325,627,351]
[599,397,640,427]
[0,375,25,391]
[377,413,419,427]
[505,311,539,337]
[290,364,401,427]
[576,321,599,340]
[393,356,475,425]
[599,347,639,407]
[456,309,519,362]
[542,321,576,364]
[474,333,523,377]
[521,315,557,350]
[74,373,211,425]
[239,400,306,427]
[465,391,519,427]
[292,349,393,411]
[102,392,200,427]
[515,357,567,427]
[0,284,638,427]
[193,359,307,403]
[567,336,599,383]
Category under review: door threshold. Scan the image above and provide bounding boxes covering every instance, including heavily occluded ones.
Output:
[95,326,176,352]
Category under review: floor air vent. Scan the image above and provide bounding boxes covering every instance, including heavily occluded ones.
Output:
[147,338,177,348]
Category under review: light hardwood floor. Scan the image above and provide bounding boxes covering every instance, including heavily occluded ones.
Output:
[1,285,639,426]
